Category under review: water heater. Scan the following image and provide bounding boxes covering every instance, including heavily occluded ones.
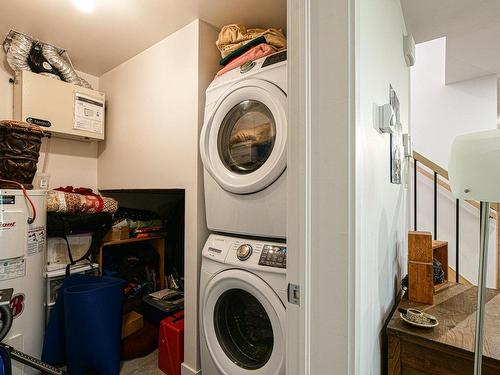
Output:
[0,189,46,375]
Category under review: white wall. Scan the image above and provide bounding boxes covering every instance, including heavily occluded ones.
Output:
[97,20,219,374]
[355,0,410,373]
[0,50,99,190]
[411,37,498,287]
[412,37,498,169]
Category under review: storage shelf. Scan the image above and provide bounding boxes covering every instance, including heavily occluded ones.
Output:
[432,240,448,250]
[101,234,165,247]
[434,280,451,294]
[99,234,166,289]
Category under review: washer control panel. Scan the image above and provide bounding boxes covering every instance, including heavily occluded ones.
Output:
[262,50,287,67]
[258,245,287,269]
[236,244,253,261]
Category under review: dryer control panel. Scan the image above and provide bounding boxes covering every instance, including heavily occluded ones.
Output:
[258,245,287,269]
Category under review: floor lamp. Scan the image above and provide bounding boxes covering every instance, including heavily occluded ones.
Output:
[448,129,500,375]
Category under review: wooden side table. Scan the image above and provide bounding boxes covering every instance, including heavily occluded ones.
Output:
[98,235,166,289]
[387,283,500,374]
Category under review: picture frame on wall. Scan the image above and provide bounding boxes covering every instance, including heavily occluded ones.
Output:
[389,85,402,184]
[390,125,403,184]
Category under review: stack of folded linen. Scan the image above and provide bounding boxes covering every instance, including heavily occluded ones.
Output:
[47,187,118,215]
[113,207,164,238]
[215,24,287,77]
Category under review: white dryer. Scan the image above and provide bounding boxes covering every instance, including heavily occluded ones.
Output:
[200,234,287,375]
[200,51,287,239]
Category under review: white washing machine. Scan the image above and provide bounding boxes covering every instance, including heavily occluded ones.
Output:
[200,50,287,239]
[200,234,287,375]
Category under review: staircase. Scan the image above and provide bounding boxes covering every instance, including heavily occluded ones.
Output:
[412,151,498,288]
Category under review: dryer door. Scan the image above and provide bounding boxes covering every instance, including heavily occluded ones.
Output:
[200,79,287,194]
[202,269,285,375]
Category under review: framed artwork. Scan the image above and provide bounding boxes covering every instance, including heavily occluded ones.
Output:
[389,85,402,184]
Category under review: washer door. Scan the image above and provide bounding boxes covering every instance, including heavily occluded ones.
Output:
[202,269,285,375]
[200,79,287,194]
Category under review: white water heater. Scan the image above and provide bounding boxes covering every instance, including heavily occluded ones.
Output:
[0,189,46,375]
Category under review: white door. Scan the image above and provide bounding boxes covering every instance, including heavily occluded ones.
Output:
[200,79,287,194]
[286,0,355,374]
[202,269,286,375]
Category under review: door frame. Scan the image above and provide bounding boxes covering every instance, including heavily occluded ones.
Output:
[286,0,356,374]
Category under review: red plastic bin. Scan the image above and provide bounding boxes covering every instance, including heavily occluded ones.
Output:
[158,311,184,375]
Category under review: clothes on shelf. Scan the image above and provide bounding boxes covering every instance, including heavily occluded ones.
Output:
[216,43,278,77]
[216,24,286,59]
[113,207,164,238]
[214,23,287,78]
[47,187,118,214]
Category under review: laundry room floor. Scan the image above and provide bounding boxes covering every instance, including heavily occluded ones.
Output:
[120,350,162,375]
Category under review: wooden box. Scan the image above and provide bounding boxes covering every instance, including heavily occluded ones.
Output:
[103,227,130,242]
[408,231,449,304]
[122,311,144,339]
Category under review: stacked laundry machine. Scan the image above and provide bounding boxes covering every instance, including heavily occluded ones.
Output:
[199,50,287,375]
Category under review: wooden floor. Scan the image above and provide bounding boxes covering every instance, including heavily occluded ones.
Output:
[121,350,162,375]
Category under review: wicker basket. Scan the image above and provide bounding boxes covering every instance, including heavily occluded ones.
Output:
[0,120,49,189]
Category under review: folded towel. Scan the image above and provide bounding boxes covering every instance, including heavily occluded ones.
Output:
[216,43,278,77]
[219,36,267,66]
[216,24,286,59]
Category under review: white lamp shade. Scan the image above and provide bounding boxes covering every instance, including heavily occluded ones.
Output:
[448,129,500,202]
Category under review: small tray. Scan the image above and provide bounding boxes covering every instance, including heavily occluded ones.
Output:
[400,312,439,328]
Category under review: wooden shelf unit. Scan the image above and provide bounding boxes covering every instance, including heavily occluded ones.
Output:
[98,235,166,289]
[408,231,449,305]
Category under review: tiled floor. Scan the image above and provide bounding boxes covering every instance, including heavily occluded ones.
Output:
[120,350,163,375]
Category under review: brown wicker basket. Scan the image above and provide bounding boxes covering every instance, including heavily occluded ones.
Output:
[0,120,49,189]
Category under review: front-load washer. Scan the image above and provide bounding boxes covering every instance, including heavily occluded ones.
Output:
[200,50,287,239]
[200,233,287,375]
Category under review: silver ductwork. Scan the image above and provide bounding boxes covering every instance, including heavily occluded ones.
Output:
[3,30,92,89]
[4,32,32,72]
[42,44,92,89]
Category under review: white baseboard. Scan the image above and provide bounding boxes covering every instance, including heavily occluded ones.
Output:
[181,362,202,375]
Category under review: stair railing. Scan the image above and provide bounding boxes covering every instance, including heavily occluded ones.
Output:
[412,151,498,287]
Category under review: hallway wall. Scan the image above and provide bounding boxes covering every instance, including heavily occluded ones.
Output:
[412,37,498,169]
[411,36,498,288]
[355,0,410,373]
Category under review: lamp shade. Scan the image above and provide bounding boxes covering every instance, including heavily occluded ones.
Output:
[448,129,500,202]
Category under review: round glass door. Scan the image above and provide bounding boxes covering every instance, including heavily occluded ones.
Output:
[200,79,287,195]
[214,289,274,370]
[202,269,286,375]
[218,100,276,175]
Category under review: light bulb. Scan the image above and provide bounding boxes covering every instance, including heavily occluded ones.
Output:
[73,0,95,13]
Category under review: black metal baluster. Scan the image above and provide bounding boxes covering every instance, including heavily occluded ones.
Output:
[414,159,417,231]
[456,199,460,283]
[434,171,438,240]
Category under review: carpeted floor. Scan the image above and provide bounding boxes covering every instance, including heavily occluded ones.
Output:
[120,350,163,374]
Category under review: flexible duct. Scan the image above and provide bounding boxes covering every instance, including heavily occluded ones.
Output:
[42,44,92,89]
[5,32,33,72]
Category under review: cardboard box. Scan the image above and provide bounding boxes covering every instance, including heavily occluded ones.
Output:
[104,227,130,242]
[122,311,143,339]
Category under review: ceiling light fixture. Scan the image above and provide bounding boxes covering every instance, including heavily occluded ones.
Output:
[73,0,95,13]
